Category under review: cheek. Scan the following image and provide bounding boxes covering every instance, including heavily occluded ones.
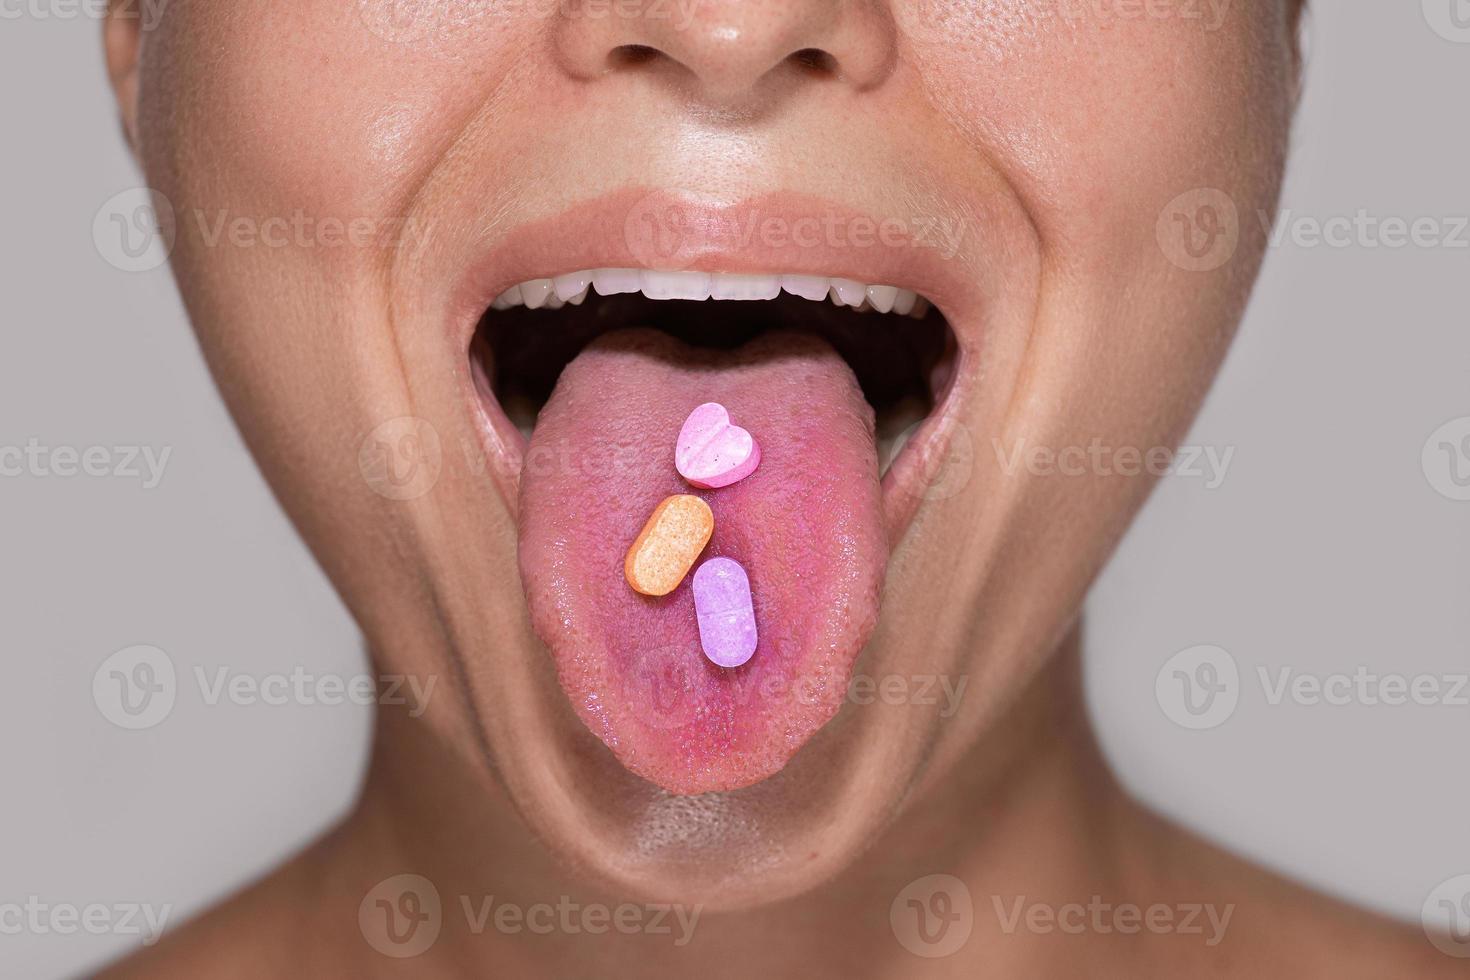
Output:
[140,0,533,224]
[912,2,1294,260]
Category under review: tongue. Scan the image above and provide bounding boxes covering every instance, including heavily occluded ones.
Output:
[517,327,887,794]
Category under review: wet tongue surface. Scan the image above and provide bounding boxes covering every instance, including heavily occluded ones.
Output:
[518,327,887,794]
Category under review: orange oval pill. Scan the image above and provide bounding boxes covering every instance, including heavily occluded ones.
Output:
[625,494,714,597]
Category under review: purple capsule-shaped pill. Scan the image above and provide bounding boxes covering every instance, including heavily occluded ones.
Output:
[692,557,758,668]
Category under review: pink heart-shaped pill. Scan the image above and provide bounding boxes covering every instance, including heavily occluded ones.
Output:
[675,402,761,489]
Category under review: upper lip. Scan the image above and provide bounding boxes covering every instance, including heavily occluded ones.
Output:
[451,186,989,539]
[449,188,984,347]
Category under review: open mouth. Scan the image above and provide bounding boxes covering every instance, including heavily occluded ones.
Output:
[467,266,962,795]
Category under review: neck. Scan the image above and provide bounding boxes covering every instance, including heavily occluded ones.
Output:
[321,627,1141,977]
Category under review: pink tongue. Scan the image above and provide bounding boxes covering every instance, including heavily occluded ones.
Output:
[518,327,887,794]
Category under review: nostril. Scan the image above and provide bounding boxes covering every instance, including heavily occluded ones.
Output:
[606,43,837,84]
[556,4,895,102]
[610,43,662,69]
[790,48,838,76]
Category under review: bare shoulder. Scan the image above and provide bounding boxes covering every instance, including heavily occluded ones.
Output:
[1133,805,1467,978]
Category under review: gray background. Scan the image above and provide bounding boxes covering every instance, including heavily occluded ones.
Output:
[2,4,1467,976]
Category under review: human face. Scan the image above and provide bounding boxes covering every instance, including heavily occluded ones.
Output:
[111,0,1299,908]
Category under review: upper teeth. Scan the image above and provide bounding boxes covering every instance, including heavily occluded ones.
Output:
[489,270,929,317]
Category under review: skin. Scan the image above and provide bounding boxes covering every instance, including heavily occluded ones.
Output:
[97,0,1458,976]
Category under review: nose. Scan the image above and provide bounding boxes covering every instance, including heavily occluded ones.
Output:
[554,0,894,109]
